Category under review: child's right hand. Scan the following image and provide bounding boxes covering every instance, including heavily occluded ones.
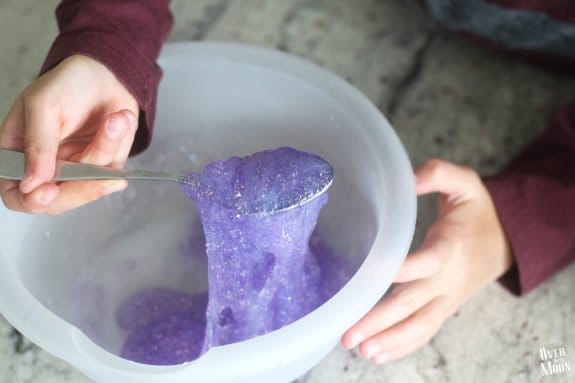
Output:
[0,55,139,215]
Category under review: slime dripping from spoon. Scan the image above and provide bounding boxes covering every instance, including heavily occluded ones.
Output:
[120,147,351,365]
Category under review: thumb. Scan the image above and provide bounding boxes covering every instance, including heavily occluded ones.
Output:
[19,99,61,194]
[415,158,478,197]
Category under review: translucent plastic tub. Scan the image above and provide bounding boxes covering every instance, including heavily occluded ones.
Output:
[0,42,416,383]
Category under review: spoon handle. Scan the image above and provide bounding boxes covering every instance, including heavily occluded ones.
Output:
[0,149,181,183]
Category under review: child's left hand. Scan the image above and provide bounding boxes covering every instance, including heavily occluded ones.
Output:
[341,158,513,363]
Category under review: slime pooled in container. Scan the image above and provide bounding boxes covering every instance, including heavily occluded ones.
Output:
[119,289,208,364]
[120,147,351,365]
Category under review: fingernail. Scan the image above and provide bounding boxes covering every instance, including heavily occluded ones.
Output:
[347,334,363,349]
[364,344,379,359]
[374,353,389,365]
[20,174,36,194]
[127,111,138,128]
[39,188,58,205]
[106,118,126,139]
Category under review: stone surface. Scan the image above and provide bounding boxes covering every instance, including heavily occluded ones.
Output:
[1,0,574,382]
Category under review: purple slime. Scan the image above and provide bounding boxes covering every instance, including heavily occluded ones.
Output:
[120,147,351,365]
[119,289,208,365]
[122,312,206,365]
[117,288,208,331]
[180,147,331,350]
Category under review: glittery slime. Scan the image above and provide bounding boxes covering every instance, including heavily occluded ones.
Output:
[120,147,351,365]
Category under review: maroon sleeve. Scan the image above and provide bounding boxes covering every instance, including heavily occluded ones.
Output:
[484,102,575,295]
[40,0,174,155]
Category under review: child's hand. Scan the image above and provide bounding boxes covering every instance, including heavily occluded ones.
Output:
[341,159,513,363]
[0,55,139,215]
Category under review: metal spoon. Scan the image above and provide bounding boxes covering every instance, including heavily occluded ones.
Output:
[0,148,333,213]
[0,148,186,184]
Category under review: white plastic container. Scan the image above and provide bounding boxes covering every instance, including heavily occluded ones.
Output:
[0,42,416,383]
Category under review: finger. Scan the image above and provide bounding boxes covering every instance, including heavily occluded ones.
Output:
[80,111,131,166]
[363,296,453,364]
[111,109,138,168]
[2,179,127,215]
[0,180,22,210]
[341,279,433,351]
[0,97,25,150]
[20,97,61,194]
[415,158,479,197]
[394,228,454,283]
[2,182,60,214]
[43,179,127,215]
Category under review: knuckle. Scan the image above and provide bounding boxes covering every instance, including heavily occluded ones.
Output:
[390,285,418,309]
[23,92,48,111]
[424,158,446,176]
[21,200,46,215]
[23,141,44,156]
[23,141,56,160]
[426,157,444,167]
[407,316,435,342]
[424,297,451,334]
[0,185,25,212]
[459,165,480,182]
[23,85,57,107]
[23,205,44,215]
[424,237,453,266]
[0,194,16,211]
[423,250,444,273]
[0,131,9,147]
